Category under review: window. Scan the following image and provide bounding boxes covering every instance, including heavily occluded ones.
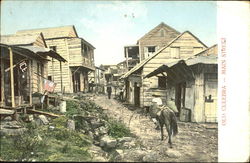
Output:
[170,47,180,58]
[49,46,57,52]
[158,76,166,89]
[148,46,155,53]
[48,76,52,81]
[144,46,156,57]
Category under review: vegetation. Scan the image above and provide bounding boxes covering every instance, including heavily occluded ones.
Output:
[107,119,133,139]
[0,97,134,162]
[0,117,92,162]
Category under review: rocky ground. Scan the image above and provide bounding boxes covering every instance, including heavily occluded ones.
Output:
[0,93,218,162]
[93,94,218,162]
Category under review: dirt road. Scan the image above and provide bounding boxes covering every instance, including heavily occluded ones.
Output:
[93,95,218,162]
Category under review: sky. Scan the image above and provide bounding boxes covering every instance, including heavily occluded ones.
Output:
[1,0,217,66]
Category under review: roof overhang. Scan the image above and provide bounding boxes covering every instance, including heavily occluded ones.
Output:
[19,45,67,62]
[144,56,217,82]
[0,44,50,62]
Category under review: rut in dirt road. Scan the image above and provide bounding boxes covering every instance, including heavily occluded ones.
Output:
[93,95,218,162]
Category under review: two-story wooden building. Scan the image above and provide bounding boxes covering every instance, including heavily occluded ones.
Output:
[124,22,181,70]
[121,31,207,107]
[16,26,95,93]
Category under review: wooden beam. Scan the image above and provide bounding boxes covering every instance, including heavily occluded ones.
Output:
[27,109,61,118]
[28,59,32,105]
[9,47,15,108]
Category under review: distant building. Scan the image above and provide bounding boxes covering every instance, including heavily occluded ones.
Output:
[16,25,95,93]
[89,66,105,93]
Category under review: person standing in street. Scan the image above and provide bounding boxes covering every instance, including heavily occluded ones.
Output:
[107,83,112,99]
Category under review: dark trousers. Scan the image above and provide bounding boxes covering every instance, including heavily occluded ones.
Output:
[108,92,111,99]
[120,92,123,101]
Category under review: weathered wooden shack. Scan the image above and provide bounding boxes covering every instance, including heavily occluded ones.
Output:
[121,31,207,107]
[145,45,218,123]
[124,22,181,70]
[0,33,65,110]
[16,26,95,93]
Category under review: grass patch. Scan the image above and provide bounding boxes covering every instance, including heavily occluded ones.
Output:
[107,119,133,139]
[0,117,92,162]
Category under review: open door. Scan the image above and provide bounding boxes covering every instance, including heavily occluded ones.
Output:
[134,82,140,107]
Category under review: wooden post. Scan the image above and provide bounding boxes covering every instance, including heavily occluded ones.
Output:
[1,58,5,106]
[28,59,32,105]
[9,47,17,120]
[60,61,63,93]
[17,68,21,106]
[52,58,54,81]
[9,47,15,108]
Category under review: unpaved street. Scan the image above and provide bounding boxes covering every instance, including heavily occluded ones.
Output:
[93,94,218,162]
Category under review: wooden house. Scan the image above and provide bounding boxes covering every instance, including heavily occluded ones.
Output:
[145,45,218,123]
[124,22,180,70]
[16,26,95,93]
[121,31,207,107]
[0,33,66,110]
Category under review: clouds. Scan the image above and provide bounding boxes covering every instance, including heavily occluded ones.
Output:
[79,1,148,66]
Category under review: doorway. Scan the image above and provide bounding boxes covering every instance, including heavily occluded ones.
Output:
[134,82,140,107]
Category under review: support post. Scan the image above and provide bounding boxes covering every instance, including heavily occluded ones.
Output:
[60,61,63,93]
[52,58,54,81]
[28,59,32,105]
[9,47,15,108]
[9,47,17,120]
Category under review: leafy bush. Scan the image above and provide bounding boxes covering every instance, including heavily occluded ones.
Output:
[107,119,132,138]
[65,100,80,118]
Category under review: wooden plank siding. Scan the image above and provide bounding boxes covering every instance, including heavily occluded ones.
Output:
[140,32,207,107]
[138,23,180,61]
[46,38,71,93]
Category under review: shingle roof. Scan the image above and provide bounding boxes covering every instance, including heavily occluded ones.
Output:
[18,45,67,62]
[16,25,78,39]
[0,33,67,62]
[0,33,41,45]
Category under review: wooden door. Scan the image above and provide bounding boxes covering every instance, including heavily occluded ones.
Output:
[204,73,218,122]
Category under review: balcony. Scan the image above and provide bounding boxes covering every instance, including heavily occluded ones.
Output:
[69,56,95,70]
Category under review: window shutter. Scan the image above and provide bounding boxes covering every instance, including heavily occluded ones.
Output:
[170,47,180,58]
